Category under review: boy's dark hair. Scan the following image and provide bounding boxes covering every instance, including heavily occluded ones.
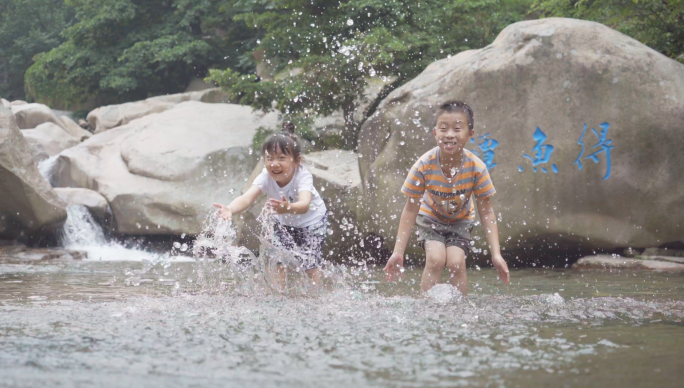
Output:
[434,100,474,130]
[261,121,302,159]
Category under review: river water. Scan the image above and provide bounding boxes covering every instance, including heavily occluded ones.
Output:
[1,256,683,387]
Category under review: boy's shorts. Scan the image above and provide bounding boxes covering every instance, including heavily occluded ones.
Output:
[272,213,328,271]
[415,215,473,257]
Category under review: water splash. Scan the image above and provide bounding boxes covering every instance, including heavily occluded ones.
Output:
[191,206,347,297]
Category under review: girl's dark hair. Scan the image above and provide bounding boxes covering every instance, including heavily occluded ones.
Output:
[261,121,301,159]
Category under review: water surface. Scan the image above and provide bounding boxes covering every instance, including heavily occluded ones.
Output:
[1,256,683,387]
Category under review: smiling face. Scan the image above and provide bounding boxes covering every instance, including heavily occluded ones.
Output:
[433,111,474,158]
[264,146,300,187]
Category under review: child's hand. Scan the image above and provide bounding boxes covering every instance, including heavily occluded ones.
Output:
[268,196,291,214]
[384,252,405,282]
[491,253,510,285]
[213,203,233,220]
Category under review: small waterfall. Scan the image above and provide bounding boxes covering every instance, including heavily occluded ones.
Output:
[38,155,59,184]
[60,205,107,248]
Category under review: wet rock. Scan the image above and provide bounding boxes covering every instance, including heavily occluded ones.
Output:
[642,247,684,257]
[0,245,86,261]
[235,150,363,258]
[21,122,81,162]
[51,101,278,235]
[357,18,684,260]
[54,188,109,220]
[0,106,67,240]
[573,255,684,270]
[87,88,229,133]
[10,103,62,129]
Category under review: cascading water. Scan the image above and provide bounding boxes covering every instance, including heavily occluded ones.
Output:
[59,205,107,248]
[37,155,59,184]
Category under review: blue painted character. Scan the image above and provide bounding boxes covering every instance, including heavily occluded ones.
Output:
[469,133,499,169]
[519,127,558,173]
[575,122,614,180]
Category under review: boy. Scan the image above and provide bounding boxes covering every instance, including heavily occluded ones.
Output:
[384,100,510,294]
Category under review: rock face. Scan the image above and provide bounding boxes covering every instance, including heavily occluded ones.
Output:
[235,150,364,259]
[21,123,81,162]
[357,18,684,260]
[54,188,109,220]
[0,106,67,240]
[10,103,62,129]
[87,88,230,133]
[51,101,278,235]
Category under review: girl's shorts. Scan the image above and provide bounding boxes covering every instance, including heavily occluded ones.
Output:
[272,213,328,270]
[415,215,473,257]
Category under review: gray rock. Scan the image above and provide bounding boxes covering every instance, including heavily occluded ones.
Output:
[0,106,67,240]
[21,123,81,162]
[573,255,684,271]
[57,116,92,141]
[0,245,86,261]
[10,103,62,129]
[54,188,109,220]
[87,88,229,133]
[51,101,278,235]
[357,18,684,259]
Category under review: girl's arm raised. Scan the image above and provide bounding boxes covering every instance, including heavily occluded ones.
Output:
[213,185,261,220]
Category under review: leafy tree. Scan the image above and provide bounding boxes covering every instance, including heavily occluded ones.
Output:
[207,0,533,148]
[0,0,74,101]
[25,0,259,107]
[535,0,684,63]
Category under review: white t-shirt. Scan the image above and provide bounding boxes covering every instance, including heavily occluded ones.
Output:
[252,166,327,228]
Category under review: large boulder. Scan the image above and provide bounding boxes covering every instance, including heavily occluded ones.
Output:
[51,101,278,235]
[0,106,67,240]
[87,88,230,133]
[358,18,684,262]
[21,122,81,162]
[10,103,62,129]
[234,150,364,261]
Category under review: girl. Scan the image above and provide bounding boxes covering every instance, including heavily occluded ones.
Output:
[213,122,328,282]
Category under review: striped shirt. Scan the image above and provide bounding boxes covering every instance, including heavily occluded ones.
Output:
[401,147,496,222]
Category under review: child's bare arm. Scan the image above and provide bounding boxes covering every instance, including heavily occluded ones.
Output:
[213,186,261,220]
[269,191,312,215]
[475,196,510,285]
[384,198,421,281]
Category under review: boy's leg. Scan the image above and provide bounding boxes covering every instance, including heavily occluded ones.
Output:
[445,246,468,295]
[421,240,447,292]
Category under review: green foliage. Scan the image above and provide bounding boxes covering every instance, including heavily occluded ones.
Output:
[208,0,534,148]
[535,0,684,63]
[0,0,74,100]
[24,0,260,106]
